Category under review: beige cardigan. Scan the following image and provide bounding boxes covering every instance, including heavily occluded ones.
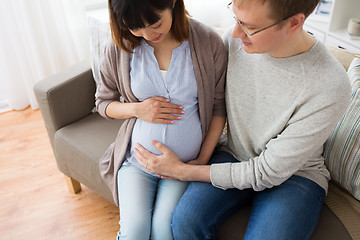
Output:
[95,19,227,206]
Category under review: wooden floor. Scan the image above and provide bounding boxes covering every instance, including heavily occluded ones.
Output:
[0,108,119,240]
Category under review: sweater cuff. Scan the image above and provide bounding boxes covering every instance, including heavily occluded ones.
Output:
[96,100,114,120]
[212,103,227,117]
[210,163,234,190]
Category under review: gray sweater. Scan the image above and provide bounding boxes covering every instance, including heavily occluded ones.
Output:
[210,30,352,193]
[95,19,227,206]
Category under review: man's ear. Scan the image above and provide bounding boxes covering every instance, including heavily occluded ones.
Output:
[288,13,305,34]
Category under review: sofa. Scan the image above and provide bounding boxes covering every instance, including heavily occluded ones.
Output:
[34,46,360,240]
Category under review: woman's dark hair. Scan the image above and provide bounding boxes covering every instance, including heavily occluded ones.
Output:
[108,0,190,53]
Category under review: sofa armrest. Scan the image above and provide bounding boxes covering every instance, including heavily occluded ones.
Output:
[34,60,96,149]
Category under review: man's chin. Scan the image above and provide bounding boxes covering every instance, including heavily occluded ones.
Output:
[243,45,256,54]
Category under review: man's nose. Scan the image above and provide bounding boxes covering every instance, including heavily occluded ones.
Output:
[231,23,247,39]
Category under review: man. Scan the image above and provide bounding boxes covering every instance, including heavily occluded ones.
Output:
[135,0,351,239]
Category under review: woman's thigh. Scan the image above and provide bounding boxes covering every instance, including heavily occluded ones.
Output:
[117,165,158,240]
[151,179,189,240]
[244,175,326,240]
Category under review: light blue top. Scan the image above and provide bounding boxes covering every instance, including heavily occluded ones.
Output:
[125,40,202,175]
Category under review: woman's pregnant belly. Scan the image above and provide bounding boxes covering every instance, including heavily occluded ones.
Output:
[130,109,202,162]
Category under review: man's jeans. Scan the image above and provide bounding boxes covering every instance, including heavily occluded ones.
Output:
[171,151,326,240]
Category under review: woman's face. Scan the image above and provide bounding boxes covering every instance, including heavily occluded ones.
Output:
[129,8,173,43]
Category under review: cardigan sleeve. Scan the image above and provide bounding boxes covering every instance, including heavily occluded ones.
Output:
[210,30,227,117]
[95,43,121,120]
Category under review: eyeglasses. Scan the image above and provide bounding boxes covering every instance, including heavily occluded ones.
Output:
[227,2,291,37]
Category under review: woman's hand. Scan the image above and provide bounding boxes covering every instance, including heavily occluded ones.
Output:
[187,158,209,165]
[134,140,185,180]
[135,97,184,124]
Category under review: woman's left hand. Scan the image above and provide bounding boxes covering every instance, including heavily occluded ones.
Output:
[187,158,209,165]
[134,140,185,179]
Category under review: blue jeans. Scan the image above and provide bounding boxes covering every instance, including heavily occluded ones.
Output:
[116,165,189,240]
[171,151,326,240]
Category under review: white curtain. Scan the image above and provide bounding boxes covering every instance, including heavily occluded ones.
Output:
[0,0,90,111]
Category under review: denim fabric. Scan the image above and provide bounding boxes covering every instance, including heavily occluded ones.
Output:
[117,165,189,240]
[171,151,326,240]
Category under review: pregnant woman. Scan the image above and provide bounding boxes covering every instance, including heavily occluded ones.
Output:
[95,0,227,239]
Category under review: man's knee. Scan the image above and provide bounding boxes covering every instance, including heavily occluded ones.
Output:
[171,203,194,230]
[170,181,222,239]
[171,198,204,237]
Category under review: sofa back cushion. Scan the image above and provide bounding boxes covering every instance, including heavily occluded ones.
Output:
[327,46,360,71]
[89,16,111,85]
[324,57,360,201]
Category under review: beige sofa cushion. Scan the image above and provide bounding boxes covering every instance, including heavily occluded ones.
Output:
[324,48,360,240]
[327,46,360,71]
[326,182,360,239]
[324,57,360,201]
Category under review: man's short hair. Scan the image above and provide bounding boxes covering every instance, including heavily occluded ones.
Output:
[236,0,320,21]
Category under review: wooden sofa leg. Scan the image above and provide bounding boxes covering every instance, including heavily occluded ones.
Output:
[65,175,82,194]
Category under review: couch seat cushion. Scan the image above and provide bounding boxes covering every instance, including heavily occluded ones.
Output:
[217,198,352,240]
[54,113,123,204]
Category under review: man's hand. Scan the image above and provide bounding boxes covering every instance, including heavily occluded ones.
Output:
[134,140,211,182]
[134,140,185,179]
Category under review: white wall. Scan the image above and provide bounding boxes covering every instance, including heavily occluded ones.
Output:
[184,0,233,29]
[84,0,234,29]
[82,0,107,10]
